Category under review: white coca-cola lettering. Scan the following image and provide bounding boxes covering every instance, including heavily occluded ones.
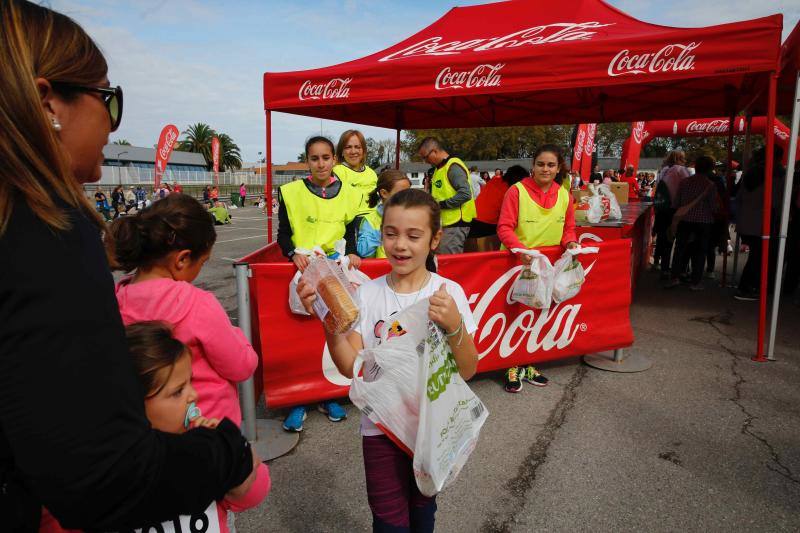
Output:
[584,124,596,156]
[159,128,177,160]
[298,78,352,101]
[774,125,789,141]
[608,42,701,77]
[686,119,729,135]
[380,22,613,62]
[632,121,646,144]
[435,63,504,90]
[574,129,586,162]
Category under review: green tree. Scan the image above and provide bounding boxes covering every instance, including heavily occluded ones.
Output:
[179,123,215,168]
[297,152,307,162]
[112,139,132,146]
[216,133,242,171]
[595,123,630,157]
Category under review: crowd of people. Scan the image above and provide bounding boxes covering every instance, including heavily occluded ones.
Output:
[3,1,799,532]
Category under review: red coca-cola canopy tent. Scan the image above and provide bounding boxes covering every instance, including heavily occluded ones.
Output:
[263,0,782,128]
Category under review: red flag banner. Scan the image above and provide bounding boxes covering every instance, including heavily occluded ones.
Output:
[571,123,588,174]
[212,136,220,184]
[580,123,596,179]
[154,124,179,190]
[620,121,646,171]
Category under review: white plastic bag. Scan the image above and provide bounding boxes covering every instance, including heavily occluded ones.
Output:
[339,255,372,288]
[348,299,488,497]
[413,318,488,497]
[552,247,599,303]
[287,246,326,316]
[585,184,610,224]
[597,184,622,220]
[510,249,554,309]
[301,256,360,334]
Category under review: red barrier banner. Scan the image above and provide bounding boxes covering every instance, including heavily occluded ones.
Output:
[580,123,596,179]
[212,136,220,184]
[247,237,634,409]
[154,124,179,190]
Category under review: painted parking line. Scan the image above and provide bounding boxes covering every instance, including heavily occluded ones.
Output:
[215,226,268,232]
[216,233,268,244]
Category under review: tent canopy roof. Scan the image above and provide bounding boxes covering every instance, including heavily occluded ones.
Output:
[263,0,783,129]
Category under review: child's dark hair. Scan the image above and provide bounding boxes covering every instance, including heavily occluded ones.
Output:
[305,135,335,157]
[503,165,529,186]
[107,193,216,272]
[368,169,411,208]
[383,188,441,272]
[533,144,568,185]
[125,321,188,397]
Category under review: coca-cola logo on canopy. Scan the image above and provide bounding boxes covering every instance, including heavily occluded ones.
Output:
[774,125,789,141]
[608,42,701,77]
[686,119,729,135]
[435,63,504,90]
[632,122,646,144]
[298,78,352,101]
[380,22,613,62]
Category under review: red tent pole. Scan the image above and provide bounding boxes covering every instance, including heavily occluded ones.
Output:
[266,110,274,243]
[395,129,401,170]
[754,73,778,362]
[721,112,735,287]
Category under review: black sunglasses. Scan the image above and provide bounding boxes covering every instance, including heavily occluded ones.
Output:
[51,82,123,132]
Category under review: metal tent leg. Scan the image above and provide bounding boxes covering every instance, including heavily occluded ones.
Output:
[235,262,298,460]
[583,348,652,373]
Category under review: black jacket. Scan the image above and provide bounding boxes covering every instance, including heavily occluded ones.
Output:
[0,198,252,531]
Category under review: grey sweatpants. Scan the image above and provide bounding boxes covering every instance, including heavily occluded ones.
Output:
[438,226,470,255]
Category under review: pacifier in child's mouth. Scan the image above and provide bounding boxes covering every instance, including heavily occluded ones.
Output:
[184,401,202,429]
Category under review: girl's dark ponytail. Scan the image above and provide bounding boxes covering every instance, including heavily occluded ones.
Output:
[106,194,216,273]
[367,189,381,209]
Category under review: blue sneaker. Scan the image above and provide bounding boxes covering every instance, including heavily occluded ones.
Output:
[318,401,347,422]
[282,406,307,432]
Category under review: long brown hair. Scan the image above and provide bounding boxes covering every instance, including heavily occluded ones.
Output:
[125,321,189,397]
[0,0,106,236]
[368,169,411,208]
[336,130,367,168]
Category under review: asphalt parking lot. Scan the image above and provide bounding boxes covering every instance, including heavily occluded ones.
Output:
[204,206,800,533]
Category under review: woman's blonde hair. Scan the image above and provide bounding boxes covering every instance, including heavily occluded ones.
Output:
[663,150,686,168]
[0,0,106,236]
[336,129,367,168]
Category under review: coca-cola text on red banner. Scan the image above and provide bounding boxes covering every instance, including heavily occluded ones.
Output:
[608,42,701,77]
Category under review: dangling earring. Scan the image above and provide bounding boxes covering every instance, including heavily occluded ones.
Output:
[50,116,62,131]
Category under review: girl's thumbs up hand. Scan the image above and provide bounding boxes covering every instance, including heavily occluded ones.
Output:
[429,283,460,334]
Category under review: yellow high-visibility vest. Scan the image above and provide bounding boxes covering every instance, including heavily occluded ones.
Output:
[431,157,476,226]
[513,181,569,248]
[280,179,356,255]
[333,163,377,216]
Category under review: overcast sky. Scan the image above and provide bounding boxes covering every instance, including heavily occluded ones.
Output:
[49,0,800,165]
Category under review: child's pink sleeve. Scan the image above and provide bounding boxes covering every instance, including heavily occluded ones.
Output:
[193,291,258,382]
[223,462,271,513]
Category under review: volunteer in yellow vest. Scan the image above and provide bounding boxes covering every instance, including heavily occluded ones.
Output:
[355,169,411,259]
[416,137,476,254]
[496,144,578,395]
[277,135,360,432]
[333,129,378,216]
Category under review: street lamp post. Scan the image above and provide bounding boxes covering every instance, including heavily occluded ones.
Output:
[116,150,129,185]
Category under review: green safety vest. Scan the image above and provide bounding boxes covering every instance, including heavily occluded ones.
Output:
[360,209,386,258]
[513,182,569,248]
[333,163,377,216]
[431,156,476,226]
[280,179,356,255]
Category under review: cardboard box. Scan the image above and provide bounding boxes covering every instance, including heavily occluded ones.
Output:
[572,190,590,204]
[609,182,629,204]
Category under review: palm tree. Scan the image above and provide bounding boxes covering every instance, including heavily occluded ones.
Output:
[112,139,132,145]
[179,123,215,168]
[216,133,242,170]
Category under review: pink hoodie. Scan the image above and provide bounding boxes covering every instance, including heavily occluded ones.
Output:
[115,277,258,426]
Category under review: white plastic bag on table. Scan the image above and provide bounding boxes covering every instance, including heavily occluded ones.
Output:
[301,255,360,334]
[287,246,326,316]
[552,246,599,304]
[413,315,488,497]
[349,300,432,452]
[585,184,610,224]
[509,248,554,309]
[597,184,622,220]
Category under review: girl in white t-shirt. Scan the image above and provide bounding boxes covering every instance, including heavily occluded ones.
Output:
[297,188,478,532]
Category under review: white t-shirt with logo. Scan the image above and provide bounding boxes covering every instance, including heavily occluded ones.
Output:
[354,272,477,436]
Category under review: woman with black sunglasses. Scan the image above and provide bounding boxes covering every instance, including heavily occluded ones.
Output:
[0,1,258,531]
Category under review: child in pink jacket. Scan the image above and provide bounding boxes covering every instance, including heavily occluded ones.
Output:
[108,194,258,426]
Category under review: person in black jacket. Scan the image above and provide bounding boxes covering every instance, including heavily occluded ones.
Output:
[0,2,257,530]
